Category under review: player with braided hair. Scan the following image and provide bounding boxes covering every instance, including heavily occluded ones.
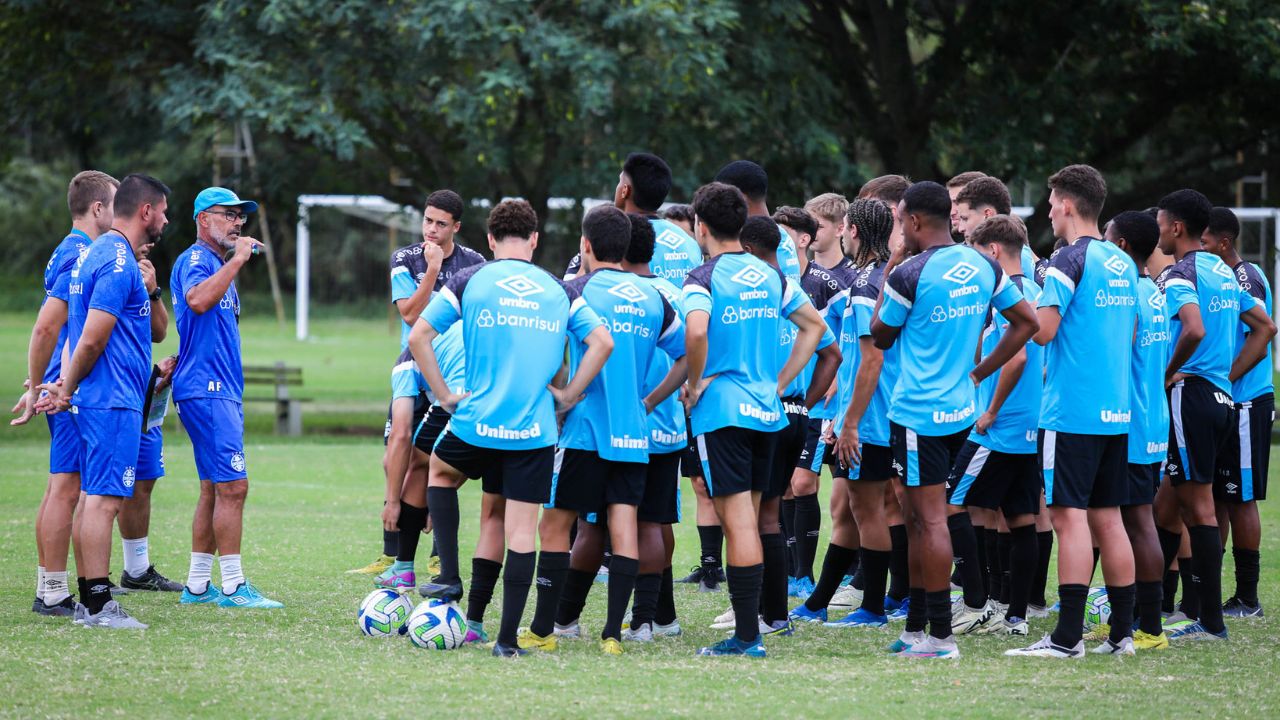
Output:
[848,199,895,269]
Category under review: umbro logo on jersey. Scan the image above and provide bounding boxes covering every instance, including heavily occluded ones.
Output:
[731,266,770,289]
[1210,260,1234,279]
[608,280,649,304]
[941,261,979,285]
[496,274,545,299]
[1147,291,1166,309]
[655,228,685,251]
[1103,254,1128,277]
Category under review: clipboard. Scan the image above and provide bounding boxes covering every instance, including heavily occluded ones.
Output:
[141,364,171,432]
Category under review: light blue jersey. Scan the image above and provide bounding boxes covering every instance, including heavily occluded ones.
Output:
[1230,261,1272,403]
[832,262,875,435]
[972,276,1042,454]
[840,262,899,446]
[1161,251,1258,394]
[1129,276,1171,464]
[649,218,703,284]
[171,243,243,403]
[805,258,856,420]
[559,268,685,462]
[776,226,802,281]
[683,252,807,435]
[778,265,839,399]
[389,242,485,350]
[637,274,690,453]
[1038,238,1139,435]
[878,244,1023,436]
[41,229,92,384]
[421,259,604,450]
[1020,244,1037,283]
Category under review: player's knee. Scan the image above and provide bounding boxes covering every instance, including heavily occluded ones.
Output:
[215,480,249,504]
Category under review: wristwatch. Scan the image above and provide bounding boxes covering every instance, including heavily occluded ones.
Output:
[149,287,163,301]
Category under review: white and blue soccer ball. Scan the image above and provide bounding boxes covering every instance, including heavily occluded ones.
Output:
[357,589,414,637]
[1085,586,1111,628]
[405,599,467,650]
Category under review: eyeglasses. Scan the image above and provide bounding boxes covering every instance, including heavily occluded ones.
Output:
[204,209,247,223]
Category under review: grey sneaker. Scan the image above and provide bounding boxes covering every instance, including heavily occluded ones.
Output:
[553,620,581,639]
[107,582,130,597]
[653,619,682,638]
[35,595,76,617]
[74,601,147,629]
[622,623,654,642]
[120,565,183,592]
[31,595,40,613]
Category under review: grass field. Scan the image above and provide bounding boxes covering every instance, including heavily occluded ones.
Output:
[1,312,1279,718]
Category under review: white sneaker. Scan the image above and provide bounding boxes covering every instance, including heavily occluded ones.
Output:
[1026,604,1051,619]
[1090,636,1136,655]
[1004,633,1085,658]
[710,607,736,630]
[896,634,960,659]
[553,620,581,638]
[951,599,995,635]
[653,619,682,638]
[999,618,1029,636]
[622,623,653,642]
[829,584,863,610]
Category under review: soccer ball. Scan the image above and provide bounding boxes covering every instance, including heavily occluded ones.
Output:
[356,589,413,637]
[406,599,467,650]
[1085,586,1111,628]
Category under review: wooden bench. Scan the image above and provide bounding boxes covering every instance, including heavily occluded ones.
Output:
[244,362,310,436]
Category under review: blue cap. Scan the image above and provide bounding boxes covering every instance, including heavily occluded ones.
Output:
[192,187,259,220]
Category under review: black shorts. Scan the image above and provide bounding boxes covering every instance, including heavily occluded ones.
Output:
[1167,376,1235,486]
[384,392,429,446]
[1039,430,1126,509]
[890,422,970,488]
[413,405,451,454]
[796,418,832,473]
[1125,462,1161,507]
[1215,393,1274,503]
[431,430,554,504]
[946,441,1041,517]
[768,397,808,499]
[695,426,777,498]
[549,448,646,513]
[639,451,682,524]
[853,442,896,482]
[680,411,702,478]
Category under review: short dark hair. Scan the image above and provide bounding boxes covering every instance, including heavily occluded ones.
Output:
[1157,189,1213,237]
[425,190,464,221]
[858,174,910,204]
[67,171,119,217]
[624,213,656,265]
[691,182,747,240]
[1110,210,1161,262]
[740,216,781,255]
[772,206,818,240]
[714,160,768,202]
[902,181,951,223]
[969,215,1026,255]
[1047,164,1106,220]
[1207,206,1240,240]
[662,203,694,225]
[622,153,672,211]
[580,205,632,263]
[946,171,987,190]
[955,177,1012,215]
[113,173,170,219]
[487,199,538,240]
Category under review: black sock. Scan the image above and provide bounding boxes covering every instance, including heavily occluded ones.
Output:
[998,531,1013,606]
[528,551,570,637]
[1189,525,1224,633]
[602,555,638,640]
[554,568,596,627]
[1033,530,1053,607]
[1006,524,1037,620]
[425,487,460,584]
[780,497,797,578]
[1050,583,1088,648]
[727,564,764,643]
[793,493,821,581]
[395,501,427,562]
[947,513,985,609]
[760,533,789,625]
[926,589,952,640]
[973,524,989,599]
[1162,569,1179,614]
[1136,580,1164,636]
[1232,547,1260,605]
[906,587,927,633]
[466,558,502,625]
[1090,547,1101,585]
[656,565,677,625]
[888,525,909,601]
[497,550,535,648]
[1157,526,1182,568]
[697,525,723,568]
[858,549,890,616]
[85,577,112,615]
[1178,558,1200,620]
[77,576,88,601]
[983,528,1001,604]
[382,528,399,557]
[631,572,661,630]
[1106,583,1136,643]
[805,543,858,611]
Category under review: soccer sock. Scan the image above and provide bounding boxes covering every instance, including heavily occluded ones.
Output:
[466,557,502,625]
[1189,525,1224,633]
[888,524,909,601]
[804,543,857,612]
[983,528,1001,604]
[780,497,797,577]
[219,554,245,594]
[794,493,821,581]
[947,513,985,609]
[697,525,723,569]
[926,589,952,641]
[187,552,214,593]
[528,551,570,638]
[1162,569,1179,614]
[759,533,788,625]
[382,529,399,558]
[857,549,890,616]
[36,566,45,602]
[602,555,638,641]
[426,487,460,584]
[1178,558,1200,620]
[631,572,662,629]
[656,565,677,625]
[1032,530,1053,607]
[1136,580,1164,636]
[1090,547,1101,585]
[554,568,596,626]
[1006,524,1037,621]
[497,550,535,648]
[1232,547,1260,605]
[973,523,989,598]
[85,577,111,615]
[906,587,927,633]
[1106,583,1136,644]
[1157,526,1181,568]
[1050,583,1088,649]
[395,501,427,563]
[727,564,764,644]
[998,531,1013,606]
[44,571,70,605]
[77,577,88,601]
[850,548,865,591]
[122,537,150,578]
